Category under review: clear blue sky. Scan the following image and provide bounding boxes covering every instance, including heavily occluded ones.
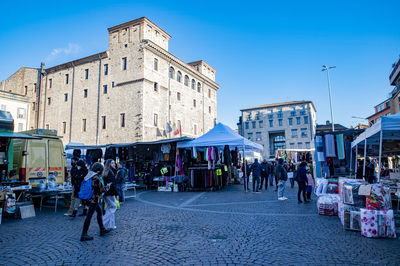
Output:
[1,0,399,129]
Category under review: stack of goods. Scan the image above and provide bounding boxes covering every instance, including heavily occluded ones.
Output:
[343,205,362,231]
[317,194,339,216]
[341,180,368,231]
[360,183,395,238]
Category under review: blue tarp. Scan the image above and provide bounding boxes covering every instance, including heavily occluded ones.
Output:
[177,123,263,151]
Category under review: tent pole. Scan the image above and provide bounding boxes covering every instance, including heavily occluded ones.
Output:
[377,130,383,183]
[349,144,353,175]
[243,146,247,191]
[363,139,367,178]
[355,144,358,177]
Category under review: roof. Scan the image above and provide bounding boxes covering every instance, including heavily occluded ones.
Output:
[316,123,348,132]
[107,17,171,39]
[241,100,316,112]
[45,51,108,74]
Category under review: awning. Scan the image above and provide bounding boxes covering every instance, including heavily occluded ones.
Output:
[0,131,40,139]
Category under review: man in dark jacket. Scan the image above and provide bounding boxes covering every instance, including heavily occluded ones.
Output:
[296,161,309,203]
[259,159,269,191]
[65,157,79,216]
[116,162,126,203]
[75,160,88,216]
[365,157,376,184]
[242,160,251,192]
[250,159,262,193]
[276,158,288,200]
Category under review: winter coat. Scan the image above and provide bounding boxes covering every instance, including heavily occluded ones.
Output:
[276,163,288,181]
[261,162,269,177]
[83,171,105,204]
[103,168,118,196]
[250,161,262,177]
[296,166,308,184]
[116,167,126,184]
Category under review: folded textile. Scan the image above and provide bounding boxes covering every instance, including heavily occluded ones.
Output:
[366,184,391,210]
[317,194,339,216]
[325,134,336,157]
[344,209,361,231]
[342,181,367,207]
[360,209,396,238]
[336,134,345,160]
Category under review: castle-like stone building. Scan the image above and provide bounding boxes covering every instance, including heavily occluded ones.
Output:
[0,17,220,145]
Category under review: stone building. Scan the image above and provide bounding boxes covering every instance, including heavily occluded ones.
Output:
[238,101,317,159]
[1,17,220,145]
[389,58,400,115]
[0,91,31,132]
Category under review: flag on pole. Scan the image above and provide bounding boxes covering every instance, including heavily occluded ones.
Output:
[156,128,162,137]
[179,123,182,137]
[166,122,172,133]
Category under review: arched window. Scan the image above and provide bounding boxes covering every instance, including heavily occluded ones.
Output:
[197,82,201,93]
[177,71,182,83]
[184,75,189,86]
[169,67,175,79]
[191,79,195,90]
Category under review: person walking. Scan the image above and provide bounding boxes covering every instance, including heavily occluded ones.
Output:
[116,162,126,204]
[276,158,288,200]
[250,159,262,193]
[273,161,279,192]
[102,159,118,230]
[305,167,314,201]
[242,160,251,192]
[65,157,79,216]
[69,159,88,217]
[365,157,376,184]
[287,162,296,189]
[296,162,309,203]
[268,162,274,187]
[80,162,110,241]
[259,159,269,191]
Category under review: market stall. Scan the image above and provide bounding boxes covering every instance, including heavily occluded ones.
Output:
[177,123,263,191]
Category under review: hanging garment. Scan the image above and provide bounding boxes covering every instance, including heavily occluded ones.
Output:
[325,134,336,157]
[336,134,345,160]
[192,147,197,159]
[161,144,171,154]
[316,136,325,162]
[177,155,182,171]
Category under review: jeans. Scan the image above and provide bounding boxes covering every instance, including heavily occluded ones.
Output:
[82,202,104,235]
[289,178,295,188]
[103,196,117,230]
[277,180,286,198]
[259,174,268,191]
[117,183,125,202]
[243,176,249,191]
[268,174,274,186]
[298,182,307,202]
[252,175,260,192]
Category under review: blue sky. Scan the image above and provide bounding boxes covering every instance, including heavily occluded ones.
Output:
[1,0,399,129]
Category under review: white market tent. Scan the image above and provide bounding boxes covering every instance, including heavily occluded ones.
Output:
[177,123,263,151]
[351,113,400,181]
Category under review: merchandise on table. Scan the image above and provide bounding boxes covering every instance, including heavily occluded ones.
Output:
[326,183,338,194]
[338,178,364,202]
[360,208,396,238]
[366,184,391,210]
[338,201,344,225]
[314,178,328,196]
[343,209,361,231]
[342,181,367,207]
[317,194,339,216]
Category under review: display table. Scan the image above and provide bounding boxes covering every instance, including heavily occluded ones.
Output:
[29,189,72,212]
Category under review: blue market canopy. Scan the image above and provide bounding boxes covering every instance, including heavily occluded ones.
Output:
[177,123,263,151]
[0,131,40,139]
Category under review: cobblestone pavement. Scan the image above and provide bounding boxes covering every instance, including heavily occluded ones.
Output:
[1,183,400,265]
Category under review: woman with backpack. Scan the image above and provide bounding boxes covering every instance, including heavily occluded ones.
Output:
[80,162,110,241]
[102,159,118,230]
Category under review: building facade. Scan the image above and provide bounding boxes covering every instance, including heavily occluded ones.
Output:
[1,17,220,145]
[238,101,316,159]
[366,99,391,126]
[389,58,400,115]
[0,91,31,132]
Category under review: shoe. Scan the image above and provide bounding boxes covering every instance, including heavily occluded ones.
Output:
[278,197,284,200]
[113,226,117,229]
[69,210,77,218]
[78,209,87,217]
[64,211,72,216]
[80,234,94,241]
[282,197,288,200]
[100,228,111,236]
[256,191,260,193]
[304,200,310,204]
[298,200,303,204]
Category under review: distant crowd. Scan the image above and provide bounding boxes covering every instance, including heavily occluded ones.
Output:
[242,158,314,203]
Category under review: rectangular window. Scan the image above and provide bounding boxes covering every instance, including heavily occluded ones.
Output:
[66,74,69,84]
[193,99,196,107]
[0,104,5,111]
[18,123,23,132]
[252,121,256,128]
[306,142,310,149]
[46,124,49,130]
[289,118,293,125]
[17,108,26,119]
[278,119,282,126]
[298,142,303,149]
[268,113,273,119]
[290,143,295,149]
[291,109,296,116]
[103,85,108,94]
[48,97,51,105]
[247,132,253,139]
[154,58,158,71]
[104,64,109,75]
[34,83,37,92]
[63,122,66,134]
[277,110,283,118]
[122,57,127,70]
[82,119,86,132]
[296,117,301,125]
[291,129,298,138]
[154,113,158,127]
[301,128,308,138]
[245,122,249,129]
[304,116,309,124]
[112,82,115,88]
[208,89,211,98]
[49,79,52,88]
[120,113,125,128]
[84,89,88,98]
[154,82,158,92]
[256,132,262,140]
[209,106,211,114]
[269,120,273,127]
[177,92,181,101]
[194,124,197,135]
[64,93,68,102]
[24,86,27,95]
[259,120,263,128]
[300,110,306,115]
[85,69,89,79]
[32,102,35,111]
[102,116,106,129]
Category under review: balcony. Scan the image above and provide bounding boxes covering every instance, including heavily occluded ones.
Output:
[390,59,400,86]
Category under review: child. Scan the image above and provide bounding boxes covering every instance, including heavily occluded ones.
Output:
[305,167,314,200]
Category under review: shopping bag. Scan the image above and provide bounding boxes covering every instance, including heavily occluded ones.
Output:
[116,199,120,210]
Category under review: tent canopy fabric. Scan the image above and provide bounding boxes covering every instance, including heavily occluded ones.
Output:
[351,113,400,148]
[0,131,40,139]
[177,123,263,151]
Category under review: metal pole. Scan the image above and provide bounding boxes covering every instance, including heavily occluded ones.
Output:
[350,144,353,174]
[377,130,383,183]
[243,146,247,191]
[355,144,358,177]
[325,68,335,131]
[363,139,367,178]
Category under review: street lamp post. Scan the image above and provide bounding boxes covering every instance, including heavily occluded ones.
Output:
[322,65,336,131]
